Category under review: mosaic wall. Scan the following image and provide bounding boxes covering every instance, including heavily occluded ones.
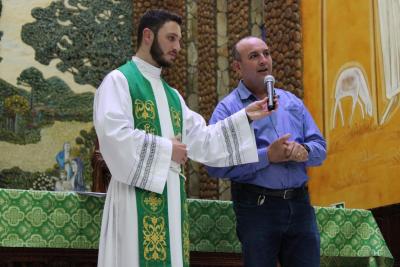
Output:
[0,0,305,200]
[0,0,132,191]
[264,0,303,97]
[197,0,218,199]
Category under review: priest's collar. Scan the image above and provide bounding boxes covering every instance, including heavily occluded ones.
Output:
[132,56,162,79]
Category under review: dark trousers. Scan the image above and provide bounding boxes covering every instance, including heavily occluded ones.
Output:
[231,183,320,267]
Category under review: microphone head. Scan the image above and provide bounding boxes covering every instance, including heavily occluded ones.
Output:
[264,75,275,84]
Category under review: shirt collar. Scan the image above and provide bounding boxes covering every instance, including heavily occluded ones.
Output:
[132,56,162,79]
[237,80,257,100]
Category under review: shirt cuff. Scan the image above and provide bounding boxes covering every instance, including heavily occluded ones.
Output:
[256,147,269,170]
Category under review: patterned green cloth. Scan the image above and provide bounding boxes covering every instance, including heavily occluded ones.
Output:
[0,189,394,266]
[0,189,103,249]
[317,207,394,266]
[189,199,394,267]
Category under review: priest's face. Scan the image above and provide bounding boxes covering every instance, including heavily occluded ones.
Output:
[150,21,182,68]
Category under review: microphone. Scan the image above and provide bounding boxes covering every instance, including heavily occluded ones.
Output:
[264,75,275,111]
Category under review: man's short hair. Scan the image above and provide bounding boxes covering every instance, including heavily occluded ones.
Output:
[232,37,252,62]
[137,9,182,48]
[232,36,267,62]
[231,43,241,61]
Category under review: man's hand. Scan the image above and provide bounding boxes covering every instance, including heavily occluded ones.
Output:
[171,137,188,165]
[286,142,308,162]
[245,96,278,121]
[267,134,291,162]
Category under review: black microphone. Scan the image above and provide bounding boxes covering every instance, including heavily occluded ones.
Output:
[264,75,275,111]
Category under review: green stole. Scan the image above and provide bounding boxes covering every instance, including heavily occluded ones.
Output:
[118,61,189,267]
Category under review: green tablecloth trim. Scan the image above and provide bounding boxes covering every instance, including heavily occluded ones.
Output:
[0,189,394,267]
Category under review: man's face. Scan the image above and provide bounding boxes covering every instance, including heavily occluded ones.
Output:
[150,21,182,68]
[235,37,273,90]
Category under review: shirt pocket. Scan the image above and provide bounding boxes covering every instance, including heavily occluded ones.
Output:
[284,103,304,140]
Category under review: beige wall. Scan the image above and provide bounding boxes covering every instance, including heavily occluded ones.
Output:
[303,0,400,209]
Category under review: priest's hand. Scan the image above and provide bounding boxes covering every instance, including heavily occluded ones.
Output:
[245,96,278,121]
[286,141,308,162]
[267,134,292,163]
[171,137,188,165]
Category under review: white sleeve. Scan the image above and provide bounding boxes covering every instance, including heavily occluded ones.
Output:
[179,95,259,167]
[93,70,172,194]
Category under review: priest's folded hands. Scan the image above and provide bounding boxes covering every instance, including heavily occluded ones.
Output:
[171,137,188,165]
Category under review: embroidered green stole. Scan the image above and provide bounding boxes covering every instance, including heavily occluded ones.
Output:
[118,61,189,267]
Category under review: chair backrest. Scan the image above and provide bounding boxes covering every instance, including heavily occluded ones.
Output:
[91,138,111,193]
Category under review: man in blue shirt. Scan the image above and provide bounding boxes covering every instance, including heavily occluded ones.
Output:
[206,36,327,267]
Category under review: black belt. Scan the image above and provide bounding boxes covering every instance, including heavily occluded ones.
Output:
[232,182,308,200]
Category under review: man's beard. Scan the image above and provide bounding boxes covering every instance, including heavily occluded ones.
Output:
[150,39,172,68]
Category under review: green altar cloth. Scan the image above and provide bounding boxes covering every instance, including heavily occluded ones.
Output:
[189,199,394,267]
[0,189,394,266]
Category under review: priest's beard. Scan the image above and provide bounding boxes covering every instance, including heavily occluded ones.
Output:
[150,39,172,68]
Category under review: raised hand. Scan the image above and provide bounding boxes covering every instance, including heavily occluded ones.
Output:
[245,96,278,121]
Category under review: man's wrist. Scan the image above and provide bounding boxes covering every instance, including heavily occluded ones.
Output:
[302,144,310,153]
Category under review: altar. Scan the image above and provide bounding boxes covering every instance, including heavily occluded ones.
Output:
[0,189,394,266]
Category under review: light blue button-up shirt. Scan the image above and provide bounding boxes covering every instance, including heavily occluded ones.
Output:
[206,81,327,189]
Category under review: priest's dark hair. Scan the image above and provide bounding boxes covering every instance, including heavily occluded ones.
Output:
[137,9,182,48]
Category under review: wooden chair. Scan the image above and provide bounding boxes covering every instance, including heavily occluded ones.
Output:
[91,138,111,193]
